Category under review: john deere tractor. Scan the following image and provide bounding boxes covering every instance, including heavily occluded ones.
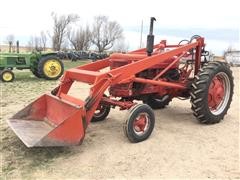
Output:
[0,51,64,82]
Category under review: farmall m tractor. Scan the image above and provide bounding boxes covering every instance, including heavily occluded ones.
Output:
[8,17,233,147]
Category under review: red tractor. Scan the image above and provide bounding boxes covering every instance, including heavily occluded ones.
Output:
[8,17,234,147]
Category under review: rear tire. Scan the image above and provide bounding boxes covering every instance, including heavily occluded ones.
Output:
[1,70,15,82]
[123,104,155,143]
[31,58,42,78]
[38,55,64,80]
[31,68,42,78]
[190,61,234,124]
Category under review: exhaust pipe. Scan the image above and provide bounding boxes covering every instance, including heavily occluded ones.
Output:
[16,40,19,53]
[9,41,12,53]
[146,17,156,56]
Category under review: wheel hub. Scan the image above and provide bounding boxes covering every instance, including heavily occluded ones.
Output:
[208,76,225,109]
[94,105,105,117]
[50,66,56,71]
[207,72,231,115]
[133,113,149,135]
[44,60,62,78]
[3,72,13,81]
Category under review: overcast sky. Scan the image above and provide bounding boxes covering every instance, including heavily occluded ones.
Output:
[0,0,239,55]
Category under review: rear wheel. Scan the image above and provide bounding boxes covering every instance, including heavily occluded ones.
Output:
[190,61,234,124]
[143,95,172,109]
[31,58,42,78]
[1,70,15,82]
[124,104,155,143]
[31,68,42,78]
[38,55,64,80]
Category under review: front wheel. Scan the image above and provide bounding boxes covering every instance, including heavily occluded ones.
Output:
[123,104,155,143]
[91,103,111,122]
[190,61,234,124]
[1,70,15,82]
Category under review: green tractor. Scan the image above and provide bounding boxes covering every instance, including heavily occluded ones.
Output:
[0,51,64,82]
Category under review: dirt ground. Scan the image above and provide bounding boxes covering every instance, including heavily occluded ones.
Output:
[1,68,239,179]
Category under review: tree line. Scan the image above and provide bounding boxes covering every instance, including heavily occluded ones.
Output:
[5,14,128,53]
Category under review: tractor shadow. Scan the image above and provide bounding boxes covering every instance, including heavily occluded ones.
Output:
[155,106,195,122]
[14,73,56,83]
[150,100,213,133]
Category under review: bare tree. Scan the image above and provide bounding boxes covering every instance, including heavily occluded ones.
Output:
[27,36,42,52]
[34,36,42,51]
[51,13,79,51]
[223,45,236,57]
[6,34,15,43]
[91,15,123,53]
[68,25,92,51]
[226,45,236,52]
[61,41,69,51]
[27,36,34,52]
[6,34,15,52]
[112,38,129,53]
[40,31,47,51]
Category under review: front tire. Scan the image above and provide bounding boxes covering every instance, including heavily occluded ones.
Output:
[124,104,155,143]
[1,70,15,82]
[190,61,234,124]
[91,103,111,122]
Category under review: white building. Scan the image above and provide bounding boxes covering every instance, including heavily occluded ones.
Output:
[224,51,240,66]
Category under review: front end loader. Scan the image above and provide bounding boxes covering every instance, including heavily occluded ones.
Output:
[8,17,234,147]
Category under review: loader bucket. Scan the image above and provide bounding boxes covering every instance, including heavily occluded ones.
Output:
[7,94,86,147]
